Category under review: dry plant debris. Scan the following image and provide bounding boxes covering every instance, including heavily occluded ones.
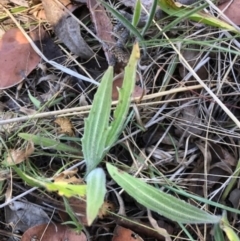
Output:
[0,28,40,89]
[0,0,240,240]
[21,223,87,241]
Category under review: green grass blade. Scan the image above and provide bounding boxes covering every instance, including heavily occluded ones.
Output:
[214,224,225,241]
[141,0,158,35]
[100,1,144,43]
[86,168,106,225]
[81,67,113,173]
[107,163,221,224]
[158,0,240,34]
[105,42,140,148]
[132,0,141,27]
[220,212,240,241]
[63,196,83,231]
[18,133,80,153]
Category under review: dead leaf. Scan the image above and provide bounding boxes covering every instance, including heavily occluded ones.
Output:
[6,142,34,166]
[112,226,144,241]
[42,0,94,58]
[98,200,116,219]
[174,103,203,137]
[5,200,50,232]
[21,223,87,241]
[54,117,75,136]
[54,168,83,184]
[87,0,115,63]
[30,26,66,64]
[59,197,115,225]
[179,44,208,80]
[218,0,240,25]
[229,189,240,209]
[112,72,146,100]
[209,142,237,166]
[0,28,40,89]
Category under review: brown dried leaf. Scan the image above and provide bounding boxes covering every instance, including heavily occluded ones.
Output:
[42,0,94,58]
[112,226,144,241]
[179,44,208,80]
[112,73,145,101]
[54,117,75,136]
[98,200,116,219]
[0,28,40,89]
[218,0,240,25]
[87,0,115,63]
[6,142,34,166]
[21,223,87,241]
[54,169,83,184]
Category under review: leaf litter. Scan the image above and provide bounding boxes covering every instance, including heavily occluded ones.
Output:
[1,0,240,240]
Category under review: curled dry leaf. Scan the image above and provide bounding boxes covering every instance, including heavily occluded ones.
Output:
[112,226,144,241]
[0,28,40,89]
[218,0,240,25]
[42,0,94,58]
[6,142,34,166]
[53,168,84,184]
[54,117,75,136]
[21,223,87,241]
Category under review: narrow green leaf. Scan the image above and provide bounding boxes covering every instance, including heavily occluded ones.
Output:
[28,90,41,109]
[214,224,225,241]
[105,42,140,148]
[132,0,141,27]
[82,67,113,173]
[100,1,144,43]
[86,168,106,225]
[107,163,221,224]
[158,0,240,34]
[12,165,87,198]
[11,165,44,187]
[63,196,83,232]
[19,133,79,153]
[220,212,240,241]
[142,0,158,35]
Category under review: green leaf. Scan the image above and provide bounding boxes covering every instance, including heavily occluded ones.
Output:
[45,182,86,197]
[28,90,41,109]
[12,165,86,198]
[105,42,140,148]
[100,1,144,43]
[86,168,106,225]
[214,223,225,241]
[107,163,221,224]
[132,0,141,27]
[220,212,240,241]
[63,196,83,232]
[142,0,158,35]
[19,133,79,153]
[82,67,113,173]
[158,0,240,34]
